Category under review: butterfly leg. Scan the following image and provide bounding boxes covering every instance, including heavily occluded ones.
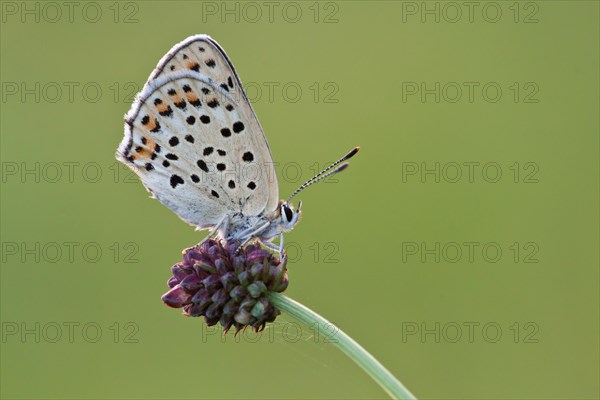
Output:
[197,214,229,246]
[261,240,280,252]
[259,234,284,255]
[234,221,271,253]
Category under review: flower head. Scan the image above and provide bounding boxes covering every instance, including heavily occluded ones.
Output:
[162,239,288,333]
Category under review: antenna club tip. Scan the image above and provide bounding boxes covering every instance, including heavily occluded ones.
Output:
[336,163,350,173]
[345,146,360,160]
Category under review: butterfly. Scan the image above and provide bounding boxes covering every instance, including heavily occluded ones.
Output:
[117,34,359,253]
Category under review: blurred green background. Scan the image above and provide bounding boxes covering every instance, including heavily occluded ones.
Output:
[1,1,598,399]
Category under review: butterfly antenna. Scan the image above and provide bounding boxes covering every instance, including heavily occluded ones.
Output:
[287,147,360,202]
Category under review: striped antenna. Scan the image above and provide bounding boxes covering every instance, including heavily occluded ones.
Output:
[287,147,360,202]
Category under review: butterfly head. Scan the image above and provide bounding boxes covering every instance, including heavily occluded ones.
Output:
[279,200,302,231]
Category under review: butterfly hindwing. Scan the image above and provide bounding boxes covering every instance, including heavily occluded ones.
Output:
[118,71,275,229]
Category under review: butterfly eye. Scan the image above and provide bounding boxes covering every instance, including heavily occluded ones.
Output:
[282,204,293,223]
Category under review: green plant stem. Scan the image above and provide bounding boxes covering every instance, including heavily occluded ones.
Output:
[267,292,416,400]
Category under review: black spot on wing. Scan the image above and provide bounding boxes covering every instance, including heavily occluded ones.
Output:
[242,152,254,162]
[170,175,184,188]
[233,121,244,133]
[220,128,231,138]
[197,160,209,172]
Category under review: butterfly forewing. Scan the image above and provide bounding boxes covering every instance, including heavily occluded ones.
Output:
[150,35,279,214]
[150,35,241,90]
[118,65,277,229]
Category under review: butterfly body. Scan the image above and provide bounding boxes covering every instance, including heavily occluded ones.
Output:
[117,35,356,253]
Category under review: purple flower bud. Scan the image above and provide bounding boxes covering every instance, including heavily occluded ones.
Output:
[171,264,191,282]
[229,285,247,302]
[162,239,288,333]
[251,299,267,318]
[247,281,267,298]
[180,274,201,291]
[167,276,179,289]
[162,286,193,308]
[247,249,272,264]
[234,309,252,325]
